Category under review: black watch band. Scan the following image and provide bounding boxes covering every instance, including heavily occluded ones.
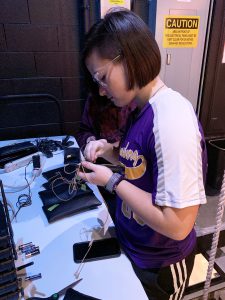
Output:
[105,173,124,193]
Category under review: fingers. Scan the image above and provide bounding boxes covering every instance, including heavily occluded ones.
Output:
[83,139,107,162]
[77,161,113,187]
[83,142,96,162]
[77,161,94,181]
[80,161,95,170]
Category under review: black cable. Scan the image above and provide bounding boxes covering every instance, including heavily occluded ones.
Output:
[12,162,32,221]
[35,137,74,158]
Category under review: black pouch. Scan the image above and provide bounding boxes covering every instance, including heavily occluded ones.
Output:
[63,288,102,300]
[42,165,77,181]
[42,179,69,191]
[39,183,93,207]
[64,147,80,165]
[42,165,80,190]
[42,181,57,190]
[42,193,102,223]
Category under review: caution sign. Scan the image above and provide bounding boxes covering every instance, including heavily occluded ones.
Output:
[163,15,200,48]
[100,0,131,17]
[109,0,125,3]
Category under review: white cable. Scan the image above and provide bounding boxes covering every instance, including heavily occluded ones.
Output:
[203,171,225,300]
[3,175,37,193]
[2,154,46,192]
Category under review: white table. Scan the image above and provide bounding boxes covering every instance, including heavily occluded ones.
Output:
[0,136,147,300]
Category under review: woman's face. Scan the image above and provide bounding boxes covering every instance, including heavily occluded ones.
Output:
[86,50,137,107]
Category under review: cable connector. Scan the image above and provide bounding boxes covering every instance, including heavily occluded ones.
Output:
[32,154,46,177]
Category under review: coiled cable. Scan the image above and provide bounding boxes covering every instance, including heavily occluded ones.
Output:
[203,171,225,299]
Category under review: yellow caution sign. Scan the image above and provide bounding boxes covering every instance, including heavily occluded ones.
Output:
[163,15,200,48]
[109,0,126,4]
[101,0,130,17]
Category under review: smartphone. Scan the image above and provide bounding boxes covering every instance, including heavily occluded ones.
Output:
[73,237,121,263]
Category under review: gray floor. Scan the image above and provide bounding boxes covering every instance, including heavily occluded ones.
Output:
[195,194,225,236]
[185,190,225,299]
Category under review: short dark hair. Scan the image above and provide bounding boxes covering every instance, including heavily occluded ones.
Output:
[82,9,161,90]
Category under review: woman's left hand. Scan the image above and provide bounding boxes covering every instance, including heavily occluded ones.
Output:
[77,161,113,186]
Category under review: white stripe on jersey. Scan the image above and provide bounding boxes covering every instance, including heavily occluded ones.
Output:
[150,88,206,208]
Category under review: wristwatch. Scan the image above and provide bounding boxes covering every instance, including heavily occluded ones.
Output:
[105,173,124,193]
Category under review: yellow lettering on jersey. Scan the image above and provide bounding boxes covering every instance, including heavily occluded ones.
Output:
[133,213,145,226]
[120,142,147,180]
[122,201,132,219]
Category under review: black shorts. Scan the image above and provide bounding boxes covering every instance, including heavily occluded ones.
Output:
[131,247,196,300]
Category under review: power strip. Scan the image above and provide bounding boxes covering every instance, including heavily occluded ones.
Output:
[4,152,41,173]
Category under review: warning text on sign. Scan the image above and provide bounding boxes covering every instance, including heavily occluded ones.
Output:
[163,15,200,48]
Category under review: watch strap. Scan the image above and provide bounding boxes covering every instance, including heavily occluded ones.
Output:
[105,173,124,193]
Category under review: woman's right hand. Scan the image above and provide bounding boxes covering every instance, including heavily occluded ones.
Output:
[83,139,108,162]
[77,161,113,186]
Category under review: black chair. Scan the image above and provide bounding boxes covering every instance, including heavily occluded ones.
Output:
[0,93,64,140]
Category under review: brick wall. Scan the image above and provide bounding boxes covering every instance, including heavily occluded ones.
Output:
[0,0,85,136]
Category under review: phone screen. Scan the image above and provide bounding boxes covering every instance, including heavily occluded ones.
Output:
[73,238,121,263]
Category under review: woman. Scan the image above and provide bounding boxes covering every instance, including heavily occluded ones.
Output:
[76,93,135,150]
[78,9,207,300]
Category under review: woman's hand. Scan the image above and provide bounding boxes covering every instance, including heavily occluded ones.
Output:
[83,139,108,162]
[77,161,113,186]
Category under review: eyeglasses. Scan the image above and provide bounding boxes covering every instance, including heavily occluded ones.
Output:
[92,55,121,88]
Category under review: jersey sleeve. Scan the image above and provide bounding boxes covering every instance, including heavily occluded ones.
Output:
[151,94,206,208]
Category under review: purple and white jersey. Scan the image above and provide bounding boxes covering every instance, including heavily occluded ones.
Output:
[115,87,207,269]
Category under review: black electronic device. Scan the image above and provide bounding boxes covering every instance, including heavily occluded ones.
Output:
[62,135,70,146]
[64,147,80,165]
[79,163,124,174]
[0,181,19,299]
[0,141,38,168]
[0,181,17,261]
[32,154,40,169]
[73,237,121,263]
